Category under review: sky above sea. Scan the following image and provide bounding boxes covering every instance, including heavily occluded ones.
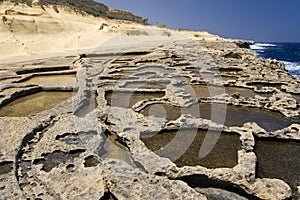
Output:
[97,0,300,43]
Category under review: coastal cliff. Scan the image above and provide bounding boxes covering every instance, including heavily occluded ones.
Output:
[1,0,147,23]
[0,1,299,200]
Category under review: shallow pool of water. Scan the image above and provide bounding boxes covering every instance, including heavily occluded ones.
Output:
[255,139,300,195]
[0,161,13,175]
[189,85,256,98]
[141,103,182,121]
[100,134,134,166]
[141,129,241,168]
[0,88,22,96]
[0,91,72,117]
[105,91,165,108]
[140,103,299,131]
[122,82,168,90]
[23,74,76,85]
[198,104,299,132]
[0,77,20,83]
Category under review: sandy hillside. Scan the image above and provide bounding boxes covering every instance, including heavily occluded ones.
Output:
[0,0,220,63]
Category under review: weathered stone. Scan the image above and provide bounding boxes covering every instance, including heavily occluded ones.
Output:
[103,159,207,200]
[0,4,299,198]
[195,188,248,200]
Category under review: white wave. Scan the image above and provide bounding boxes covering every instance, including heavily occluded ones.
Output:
[282,61,300,71]
[250,44,266,50]
[250,43,276,50]
[256,43,277,47]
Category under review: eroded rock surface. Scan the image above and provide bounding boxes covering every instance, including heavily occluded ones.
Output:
[0,30,299,200]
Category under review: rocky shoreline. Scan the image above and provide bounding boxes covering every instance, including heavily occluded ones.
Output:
[0,35,299,200]
[0,1,300,199]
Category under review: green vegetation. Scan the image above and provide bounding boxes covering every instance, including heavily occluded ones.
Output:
[44,0,109,16]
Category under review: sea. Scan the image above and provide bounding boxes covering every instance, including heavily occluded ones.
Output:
[250,43,300,78]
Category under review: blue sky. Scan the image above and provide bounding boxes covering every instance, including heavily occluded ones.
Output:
[96,0,300,42]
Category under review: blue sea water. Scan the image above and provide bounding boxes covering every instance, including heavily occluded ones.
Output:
[250,43,300,78]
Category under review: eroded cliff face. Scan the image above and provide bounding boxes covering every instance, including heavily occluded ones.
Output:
[0,1,136,61]
[105,8,148,24]
[2,0,147,23]
[0,0,168,60]
[0,1,109,58]
[44,0,147,23]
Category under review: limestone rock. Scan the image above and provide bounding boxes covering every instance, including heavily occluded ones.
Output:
[103,159,207,200]
[0,16,299,199]
[195,188,248,200]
